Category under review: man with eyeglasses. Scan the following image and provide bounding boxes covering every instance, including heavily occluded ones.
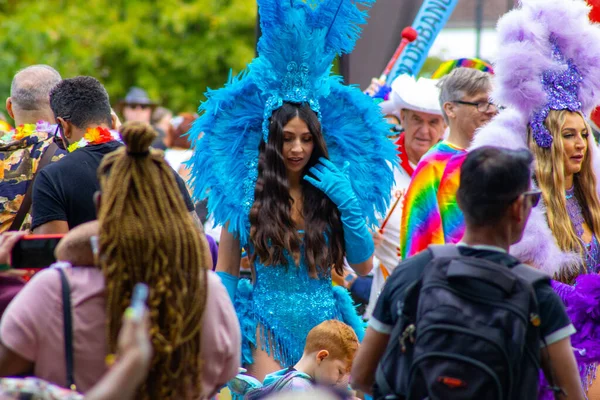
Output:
[30,77,194,234]
[0,65,65,233]
[352,147,582,399]
[400,67,497,259]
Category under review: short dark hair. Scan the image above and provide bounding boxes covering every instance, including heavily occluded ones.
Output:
[49,76,112,128]
[457,146,533,226]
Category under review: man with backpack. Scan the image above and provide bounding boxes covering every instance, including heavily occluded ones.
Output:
[351,147,583,399]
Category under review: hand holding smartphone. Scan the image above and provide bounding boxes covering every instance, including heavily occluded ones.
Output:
[128,283,149,322]
[10,234,64,269]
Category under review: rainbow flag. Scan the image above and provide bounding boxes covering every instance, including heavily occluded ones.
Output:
[438,152,467,244]
[400,141,465,258]
[431,58,494,79]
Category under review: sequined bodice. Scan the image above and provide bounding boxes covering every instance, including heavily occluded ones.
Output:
[251,250,341,336]
[237,238,364,367]
[566,187,600,274]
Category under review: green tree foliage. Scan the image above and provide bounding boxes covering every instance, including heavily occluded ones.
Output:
[0,0,257,113]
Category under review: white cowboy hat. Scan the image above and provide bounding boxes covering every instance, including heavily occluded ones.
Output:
[380,74,442,117]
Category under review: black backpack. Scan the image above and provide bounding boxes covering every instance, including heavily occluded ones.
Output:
[374,245,553,400]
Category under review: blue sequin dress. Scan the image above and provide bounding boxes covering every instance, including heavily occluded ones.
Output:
[234,244,365,367]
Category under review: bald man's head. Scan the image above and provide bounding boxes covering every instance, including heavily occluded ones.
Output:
[10,65,61,111]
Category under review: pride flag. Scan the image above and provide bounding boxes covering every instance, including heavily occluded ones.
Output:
[431,58,494,79]
[400,141,465,258]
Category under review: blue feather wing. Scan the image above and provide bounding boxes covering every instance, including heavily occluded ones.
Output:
[320,78,398,227]
[253,0,375,97]
[188,0,392,242]
[305,0,376,54]
[187,73,264,244]
[258,0,375,55]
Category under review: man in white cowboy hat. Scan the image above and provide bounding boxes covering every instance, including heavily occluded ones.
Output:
[381,74,447,166]
[343,74,446,318]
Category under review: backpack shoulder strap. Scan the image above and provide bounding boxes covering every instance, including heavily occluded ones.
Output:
[428,244,461,259]
[511,264,551,286]
[9,142,59,231]
[374,278,422,397]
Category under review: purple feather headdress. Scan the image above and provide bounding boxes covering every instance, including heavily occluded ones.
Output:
[471,0,600,277]
[492,0,600,148]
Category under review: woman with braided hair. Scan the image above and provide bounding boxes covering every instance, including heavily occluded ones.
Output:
[96,121,239,399]
[0,121,240,399]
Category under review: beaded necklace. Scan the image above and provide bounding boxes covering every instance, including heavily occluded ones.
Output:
[566,186,600,274]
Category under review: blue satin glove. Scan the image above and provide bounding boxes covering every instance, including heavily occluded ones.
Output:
[304,157,374,264]
[216,271,239,301]
[304,158,356,209]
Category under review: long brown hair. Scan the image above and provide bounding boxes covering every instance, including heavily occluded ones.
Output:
[97,121,208,400]
[529,110,600,281]
[249,103,345,275]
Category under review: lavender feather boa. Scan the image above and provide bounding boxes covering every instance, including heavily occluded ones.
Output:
[538,277,600,399]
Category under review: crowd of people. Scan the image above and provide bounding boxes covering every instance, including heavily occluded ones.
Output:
[1,0,600,399]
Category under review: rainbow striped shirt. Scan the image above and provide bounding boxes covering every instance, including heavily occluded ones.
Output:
[400,141,465,259]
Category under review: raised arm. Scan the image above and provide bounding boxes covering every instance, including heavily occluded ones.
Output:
[304,158,374,276]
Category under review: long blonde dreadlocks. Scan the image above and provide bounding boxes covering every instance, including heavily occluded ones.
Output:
[97,121,208,400]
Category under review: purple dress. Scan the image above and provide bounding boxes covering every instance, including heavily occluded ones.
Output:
[205,234,218,270]
[539,187,600,399]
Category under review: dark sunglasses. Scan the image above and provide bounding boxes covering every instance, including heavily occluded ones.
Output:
[52,116,71,151]
[522,189,542,208]
[125,104,151,110]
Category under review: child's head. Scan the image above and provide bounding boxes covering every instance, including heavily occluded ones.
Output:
[303,320,359,386]
[55,220,99,266]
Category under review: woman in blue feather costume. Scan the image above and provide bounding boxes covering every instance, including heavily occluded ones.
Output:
[187,0,397,381]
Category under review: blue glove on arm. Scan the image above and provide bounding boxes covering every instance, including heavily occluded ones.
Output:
[216,271,239,301]
[304,157,374,265]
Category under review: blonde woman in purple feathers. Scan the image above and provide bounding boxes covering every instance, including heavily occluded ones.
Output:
[471,0,600,397]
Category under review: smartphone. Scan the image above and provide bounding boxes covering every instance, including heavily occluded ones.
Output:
[130,283,149,321]
[11,234,64,269]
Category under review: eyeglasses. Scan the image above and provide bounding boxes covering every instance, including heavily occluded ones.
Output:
[522,189,542,208]
[53,116,71,151]
[452,100,500,113]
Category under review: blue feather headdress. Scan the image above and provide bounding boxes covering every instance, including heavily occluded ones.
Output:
[188,0,397,245]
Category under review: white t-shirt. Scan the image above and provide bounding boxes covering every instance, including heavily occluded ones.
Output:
[366,163,413,319]
[164,148,192,175]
